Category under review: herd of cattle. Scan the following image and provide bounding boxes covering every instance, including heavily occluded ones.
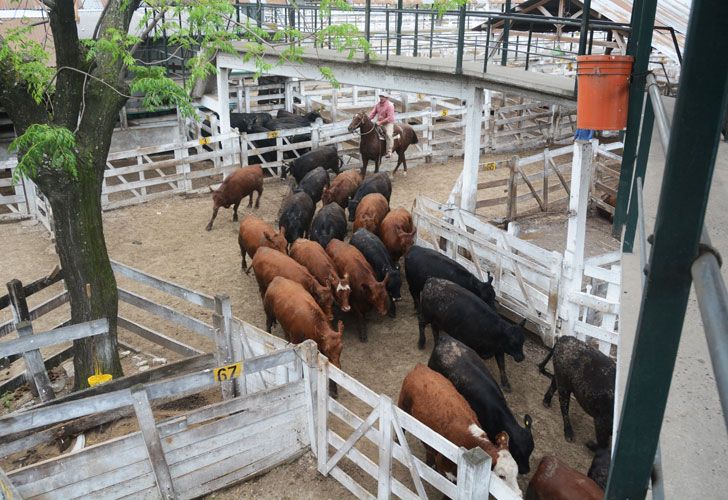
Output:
[205,140,617,498]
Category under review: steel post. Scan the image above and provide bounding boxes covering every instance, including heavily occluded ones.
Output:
[525,24,533,70]
[413,5,419,57]
[622,95,654,253]
[606,0,728,497]
[365,0,371,62]
[456,4,466,74]
[501,0,511,66]
[578,0,592,55]
[612,0,659,236]
[396,0,403,55]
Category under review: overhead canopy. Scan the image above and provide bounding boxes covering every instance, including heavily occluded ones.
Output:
[474,0,689,62]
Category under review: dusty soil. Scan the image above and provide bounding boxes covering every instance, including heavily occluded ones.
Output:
[0,154,618,497]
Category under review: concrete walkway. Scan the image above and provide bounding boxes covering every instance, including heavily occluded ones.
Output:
[618,97,728,497]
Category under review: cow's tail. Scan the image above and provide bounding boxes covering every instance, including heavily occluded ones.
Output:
[537,346,555,379]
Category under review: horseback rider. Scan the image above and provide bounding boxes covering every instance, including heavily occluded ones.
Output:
[368,92,396,158]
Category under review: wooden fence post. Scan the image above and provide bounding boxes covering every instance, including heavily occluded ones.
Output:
[377,394,394,500]
[506,156,517,220]
[316,354,329,475]
[131,385,178,500]
[284,79,294,113]
[213,295,236,400]
[543,149,550,211]
[311,123,321,150]
[6,279,55,401]
[0,465,22,499]
[244,86,251,113]
[456,447,491,500]
[331,89,338,122]
[299,340,319,455]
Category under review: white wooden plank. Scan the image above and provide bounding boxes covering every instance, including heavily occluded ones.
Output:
[328,431,419,500]
[326,403,380,475]
[377,395,394,500]
[330,465,377,500]
[131,387,177,500]
[111,261,216,309]
[328,365,385,409]
[573,321,619,345]
[0,319,108,358]
[118,288,214,339]
[568,291,620,314]
[317,356,329,475]
[119,316,203,357]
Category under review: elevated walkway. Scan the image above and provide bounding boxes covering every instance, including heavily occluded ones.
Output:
[618,97,728,496]
[220,44,576,103]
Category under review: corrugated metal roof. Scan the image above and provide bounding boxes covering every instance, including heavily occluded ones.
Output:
[590,0,690,62]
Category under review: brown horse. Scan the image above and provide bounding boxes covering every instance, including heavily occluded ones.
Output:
[347,112,418,176]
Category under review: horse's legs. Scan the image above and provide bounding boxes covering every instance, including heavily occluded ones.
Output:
[374,157,380,173]
[360,156,368,177]
[393,152,402,174]
[401,152,408,175]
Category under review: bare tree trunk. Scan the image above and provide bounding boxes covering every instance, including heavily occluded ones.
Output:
[39,154,123,389]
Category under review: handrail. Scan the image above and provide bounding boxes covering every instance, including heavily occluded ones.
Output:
[645,73,672,151]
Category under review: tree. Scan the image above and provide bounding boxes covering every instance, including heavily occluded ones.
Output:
[0,0,370,389]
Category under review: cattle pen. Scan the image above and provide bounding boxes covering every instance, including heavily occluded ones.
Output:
[0,262,522,500]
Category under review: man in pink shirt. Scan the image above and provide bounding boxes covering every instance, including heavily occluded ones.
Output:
[369,92,396,158]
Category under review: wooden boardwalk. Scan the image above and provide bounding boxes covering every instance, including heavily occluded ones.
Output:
[223,44,576,104]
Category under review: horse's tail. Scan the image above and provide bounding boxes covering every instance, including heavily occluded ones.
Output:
[407,125,419,144]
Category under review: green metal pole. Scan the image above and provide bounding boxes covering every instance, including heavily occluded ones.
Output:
[612,0,658,237]
[606,0,728,497]
[455,4,466,74]
[622,95,654,253]
[396,0,403,56]
[578,0,592,56]
[365,0,371,62]
[501,0,511,66]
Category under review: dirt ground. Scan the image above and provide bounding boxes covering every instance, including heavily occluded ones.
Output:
[0,155,618,497]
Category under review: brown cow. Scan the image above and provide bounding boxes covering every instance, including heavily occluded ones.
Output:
[289,239,351,313]
[379,207,416,262]
[322,169,363,207]
[353,193,390,236]
[526,455,604,500]
[326,239,389,342]
[251,247,334,320]
[398,364,521,496]
[206,165,264,231]
[238,215,287,273]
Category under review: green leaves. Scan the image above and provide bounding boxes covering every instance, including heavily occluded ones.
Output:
[0,26,55,104]
[130,66,196,118]
[9,125,79,183]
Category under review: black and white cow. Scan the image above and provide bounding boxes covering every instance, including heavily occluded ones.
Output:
[405,245,496,310]
[418,278,526,392]
[350,228,402,317]
[538,335,616,450]
[428,333,534,474]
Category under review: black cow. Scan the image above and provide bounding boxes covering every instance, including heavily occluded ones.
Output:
[405,245,496,310]
[276,109,323,126]
[428,333,534,474]
[283,146,343,182]
[230,112,272,133]
[418,278,526,392]
[294,167,330,204]
[310,203,347,249]
[347,173,392,222]
[278,191,315,246]
[538,335,616,450]
[587,448,611,490]
[246,124,276,163]
[350,228,401,317]
[263,120,312,158]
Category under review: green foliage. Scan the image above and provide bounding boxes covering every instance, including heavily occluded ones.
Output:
[9,124,78,183]
[0,391,12,411]
[319,66,339,88]
[82,28,140,67]
[316,24,373,60]
[0,26,55,103]
[130,66,196,118]
[319,0,352,17]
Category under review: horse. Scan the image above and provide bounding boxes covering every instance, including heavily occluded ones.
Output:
[347,112,419,176]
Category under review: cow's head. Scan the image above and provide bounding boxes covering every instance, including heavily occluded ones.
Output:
[265,226,288,254]
[312,283,335,321]
[504,318,527,362]
[321,186,333,205]
[363,274,390,316]
[397,227,417,252]
[509,414,534,474]
[476,276,497,310]
[347,199,359,222]
[491,432,522,496]
[330,273,351,312]
[323,320,344,369]
[385,268,402,301]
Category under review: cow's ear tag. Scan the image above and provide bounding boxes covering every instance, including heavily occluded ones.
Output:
[524,414,532,428]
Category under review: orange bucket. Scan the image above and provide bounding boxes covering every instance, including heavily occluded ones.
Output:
[576,55,634,130]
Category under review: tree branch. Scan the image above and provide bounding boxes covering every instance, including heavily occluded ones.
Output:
[129,9,167,56]
[0,36,50,135]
